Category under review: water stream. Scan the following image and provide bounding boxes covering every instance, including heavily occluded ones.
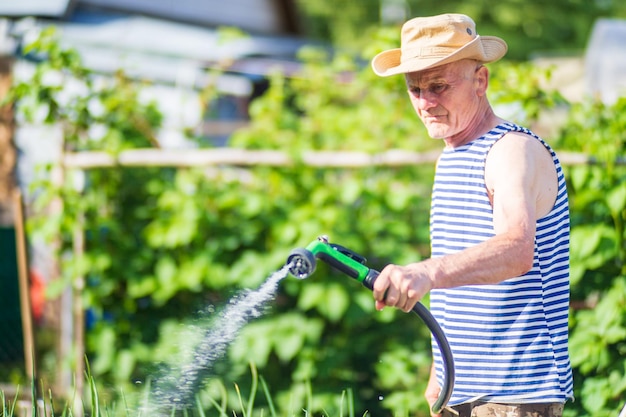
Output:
[145,263,292,415]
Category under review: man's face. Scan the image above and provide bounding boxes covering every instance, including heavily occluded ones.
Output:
[405,59,485,142]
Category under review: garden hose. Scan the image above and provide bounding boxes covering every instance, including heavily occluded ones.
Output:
[286,235,454,414]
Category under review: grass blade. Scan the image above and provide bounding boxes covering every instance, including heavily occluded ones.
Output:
[207,396,229,417]
[31,372,37,417]
[339,390,345,417]
[9,386,19,417]
[140,377,154,417]
[246,362,258,417]
[259,375,277,417]
[347,388,354,417]
[234,383,246,417]
[305,381,313,415]
[85,359,100,417]
[195,394,206,417]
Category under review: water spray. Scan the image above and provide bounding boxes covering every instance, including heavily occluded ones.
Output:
[149,265,292,414]
[286,235,454,414]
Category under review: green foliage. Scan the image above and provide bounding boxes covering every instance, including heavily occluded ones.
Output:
[295,0,626,61]
[488,60,569,124]
[555,97,626,417]
[9,24,626,417]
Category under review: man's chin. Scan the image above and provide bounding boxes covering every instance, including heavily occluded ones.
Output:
[425,128,447,139]
[423,122,450,139]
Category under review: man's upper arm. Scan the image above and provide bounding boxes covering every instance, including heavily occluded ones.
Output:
[485,133,543,238]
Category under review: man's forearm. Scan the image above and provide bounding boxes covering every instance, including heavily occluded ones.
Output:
[425,232,534,289]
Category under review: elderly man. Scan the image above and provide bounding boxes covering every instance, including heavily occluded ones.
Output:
[370,14,573,417]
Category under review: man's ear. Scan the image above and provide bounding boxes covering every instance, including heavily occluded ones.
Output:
[475,65,489,96]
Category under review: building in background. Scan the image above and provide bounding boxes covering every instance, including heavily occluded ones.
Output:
[585,17,626,105]
[2,0,312,148]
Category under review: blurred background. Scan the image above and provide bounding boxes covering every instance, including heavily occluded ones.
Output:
[0,1,625,416]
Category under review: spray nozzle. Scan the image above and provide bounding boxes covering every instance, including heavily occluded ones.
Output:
[287,236,377,287]
[286,247,317,279]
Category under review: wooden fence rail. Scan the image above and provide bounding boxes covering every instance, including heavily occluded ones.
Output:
[62,148,599,169]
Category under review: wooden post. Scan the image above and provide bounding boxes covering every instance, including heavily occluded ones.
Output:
[13,189,37,398]
[72,211,85,416]
[0,56,15,225]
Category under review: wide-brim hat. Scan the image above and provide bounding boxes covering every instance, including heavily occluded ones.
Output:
[372,13,508,77]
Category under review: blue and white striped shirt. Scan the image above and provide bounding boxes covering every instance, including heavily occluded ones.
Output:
[430,122,573,405]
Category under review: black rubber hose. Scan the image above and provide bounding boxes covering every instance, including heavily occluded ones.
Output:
[363,270,454,414]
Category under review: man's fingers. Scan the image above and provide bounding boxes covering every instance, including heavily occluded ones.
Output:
[372,265,393,302]
[374,264,424,311]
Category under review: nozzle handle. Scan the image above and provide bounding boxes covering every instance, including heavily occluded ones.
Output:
[317,251,360,280]
[358,269,454,415]
[362,269,379,291]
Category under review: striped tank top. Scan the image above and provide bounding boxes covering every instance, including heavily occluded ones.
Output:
[429,122,573,405]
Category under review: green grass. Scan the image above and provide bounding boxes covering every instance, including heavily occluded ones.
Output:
[1,362,369,417]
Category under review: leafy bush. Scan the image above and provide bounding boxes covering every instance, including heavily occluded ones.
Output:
[555,98,626,417]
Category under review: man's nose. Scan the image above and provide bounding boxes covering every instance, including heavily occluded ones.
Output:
[411,90,438,109]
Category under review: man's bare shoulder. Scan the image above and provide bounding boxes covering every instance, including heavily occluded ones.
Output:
[488,130,549,159]
[486,130,558,219]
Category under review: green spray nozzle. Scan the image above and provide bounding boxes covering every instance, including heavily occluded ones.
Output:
[286,236,379,289]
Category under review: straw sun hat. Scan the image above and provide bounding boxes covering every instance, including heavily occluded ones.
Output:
[372,13,508,77]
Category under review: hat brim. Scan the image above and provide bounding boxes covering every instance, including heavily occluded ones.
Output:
[372,35,507,77]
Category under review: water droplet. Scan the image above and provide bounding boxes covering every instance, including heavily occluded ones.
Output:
[378,395,384,401]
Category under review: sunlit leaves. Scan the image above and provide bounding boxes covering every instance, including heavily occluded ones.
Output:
[231,313,324,365]
[569,225,618,285]
[297,282,350,323]
[558,96,626,415]
[12,23,626,417]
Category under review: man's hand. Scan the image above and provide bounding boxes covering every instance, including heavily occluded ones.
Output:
[373,263,434,312]
[425,363,442,417]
